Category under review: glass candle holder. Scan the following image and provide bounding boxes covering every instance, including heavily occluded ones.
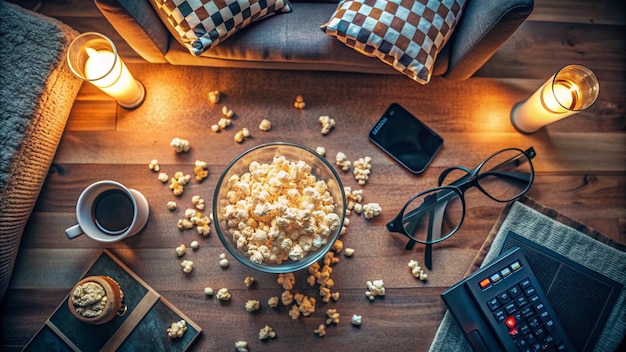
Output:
[510,65,599,134]
[67,32,145,109]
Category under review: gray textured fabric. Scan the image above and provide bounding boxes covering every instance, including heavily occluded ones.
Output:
[0,1,81,302]
[430,201,626,352]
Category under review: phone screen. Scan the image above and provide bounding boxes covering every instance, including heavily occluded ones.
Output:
[369,103,443,174]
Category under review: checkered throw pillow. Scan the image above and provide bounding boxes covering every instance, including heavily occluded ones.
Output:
[321,0,465,84]
[154,0,292,56]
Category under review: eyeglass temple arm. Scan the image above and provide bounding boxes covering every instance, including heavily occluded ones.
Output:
[437,147,536,187]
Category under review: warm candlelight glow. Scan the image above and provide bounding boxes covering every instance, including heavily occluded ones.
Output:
[67,33,145,109]
[511,65,598,134]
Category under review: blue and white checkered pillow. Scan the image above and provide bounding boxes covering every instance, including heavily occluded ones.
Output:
[154,0,292,56]
[321,0,465,84]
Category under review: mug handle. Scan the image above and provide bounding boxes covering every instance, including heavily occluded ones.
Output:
[65,224,84,239]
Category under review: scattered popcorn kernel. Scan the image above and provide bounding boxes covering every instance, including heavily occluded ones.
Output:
[149,159,160,172]
[194,160,209,182]
[219,253,230,268]
[319,115,335,135]
[268,296,279,308]
[332,239,343,253]
[158,172,169,183]
[365,279,385,300]
[211,124,220,132]
[289,304,301,320]
[167,201,177,211]
[259,325,276,340]
[170,137,190,153]
[335,152,351,171]
[191,195,205,210]
[222,105,234,119]
[190,240,199,250]
[197,224,211,236]
[315,146,326,157]
[235,341,248,352]
[245,299,261,312]
[351,314,362,326]
[331,292,340,301]
[175,244,186,257]
[294,95,306,109]
[363,203,382,219]
[353,156,372,185]
[217,117,231,129]
[244,276,255,288]
[281,290,293,305]
[208,90,221,104]
[325,308,340,325]
[166,319,187,338]
[344,248,355,257]
[259,119,272,131]
[181,260,194,274]
[216,288,231,301]
[204,287,214,296]
[298,295,316,317]
[277,272,296,290]
[314,324,326,337]
[408,259,428,281]
[234,129,247,143]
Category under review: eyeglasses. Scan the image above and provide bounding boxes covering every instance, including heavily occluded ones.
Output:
[386,147,536,269]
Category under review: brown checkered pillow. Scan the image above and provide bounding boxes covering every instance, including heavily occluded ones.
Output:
[154,0,292,56]
[321,0,465,84]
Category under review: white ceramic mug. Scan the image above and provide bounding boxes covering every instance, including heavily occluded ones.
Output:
[65,180,149,242]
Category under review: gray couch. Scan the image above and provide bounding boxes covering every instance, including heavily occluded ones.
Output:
[0,2,82,302]
[94,0,534,81]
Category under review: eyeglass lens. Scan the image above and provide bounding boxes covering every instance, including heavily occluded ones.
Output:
[402,149,532,244]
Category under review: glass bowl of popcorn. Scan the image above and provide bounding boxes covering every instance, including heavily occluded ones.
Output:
[213,142,346,273]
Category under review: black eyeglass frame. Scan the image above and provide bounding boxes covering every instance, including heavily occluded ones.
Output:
[386,147,536,267]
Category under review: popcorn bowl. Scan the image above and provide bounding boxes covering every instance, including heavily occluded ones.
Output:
[213,142,346,273]
[68,275,127,325]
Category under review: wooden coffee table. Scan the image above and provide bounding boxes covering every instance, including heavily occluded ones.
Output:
[2,65,624,351]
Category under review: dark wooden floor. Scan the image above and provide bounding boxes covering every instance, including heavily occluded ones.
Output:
[1,1,624,351]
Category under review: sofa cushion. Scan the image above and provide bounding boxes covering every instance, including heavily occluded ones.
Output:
[321,0,465,84]
[153,0,293,56]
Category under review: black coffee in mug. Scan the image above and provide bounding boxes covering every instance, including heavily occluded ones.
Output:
[92,189,134,235]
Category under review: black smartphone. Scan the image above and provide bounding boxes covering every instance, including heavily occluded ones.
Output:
[369,103,443,174]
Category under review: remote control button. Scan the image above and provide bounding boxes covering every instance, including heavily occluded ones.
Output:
[525,286,536,297]
[509,284,522,298]
[501,267,512,278]
[519,277,531,288]
[479,278,491,289]
[511,261,522,271]
[488,297,500,311]
[497,291,511,304]
[491,273,502,284]
[505,316,517,328]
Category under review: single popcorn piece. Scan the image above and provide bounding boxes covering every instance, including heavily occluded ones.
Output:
[408,259,428,281]
[344,247,355,257]
[194,160,209,182]
[259,325,276,340]
[315,146,326,157]
[167,201,177,211]
[170,137,190,153]
[353,156,372,185]
[211,124,220,133]
[166,319,187,338]
[208,90,221,104]
[281,290,293,305]
[245,299,261,312]
[175,244,186,257]
[190,240,199,250]
[319,115,335,135]
[325,308,340,325]
[180,260,194,274]
[294,95,306,109]
[216,288,231,301]
[222,105,234,119]
[192,195,205,210]
[259,119,272,131]
[204,287,214,296]
[219,253,229,268]
[363,203,382,219]
[351,314,362,326]
[148,159,160,172]
[268,296,279,308]
[365,279,385,300]
[234,128,251,143]
[314,324,326,337]
[244,276,255,288]
[335,152,351,171]
[217,117,231,129]
[235,341,248,352]
[277,272,295,290]
[158,172,169,183]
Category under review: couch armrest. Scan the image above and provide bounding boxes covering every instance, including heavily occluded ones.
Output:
[94,0,170,63]
[444,0,534,80]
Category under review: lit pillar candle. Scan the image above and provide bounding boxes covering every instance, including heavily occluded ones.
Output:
[67,32,145,109]
[511,65,599,134]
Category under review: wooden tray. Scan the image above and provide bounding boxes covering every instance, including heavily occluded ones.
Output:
[24,250,202,352]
